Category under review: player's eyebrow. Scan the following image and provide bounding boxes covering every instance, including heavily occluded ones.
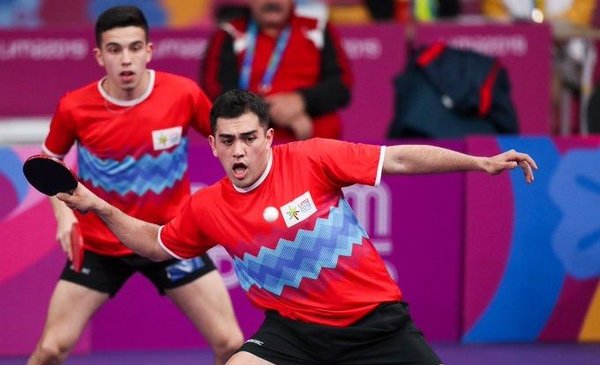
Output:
[218,130,258,139]
[104,40,144,48]
[240,130,258,138]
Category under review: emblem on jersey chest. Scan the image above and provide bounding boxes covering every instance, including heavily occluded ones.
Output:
[152,126,182,151]
[280,191,317,227]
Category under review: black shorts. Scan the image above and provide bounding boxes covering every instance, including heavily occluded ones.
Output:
[239,302,442,365]
[60,250,216,296]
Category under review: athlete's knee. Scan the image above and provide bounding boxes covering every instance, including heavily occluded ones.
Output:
[28,340,70,365]
[225,351,274,365]
[213,332,244,364]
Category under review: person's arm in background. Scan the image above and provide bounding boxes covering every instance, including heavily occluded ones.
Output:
[382,144,537,183]
[200,29,239,100]
[267,24,353,121]
[296,23,353,117]
[266,23,352,139]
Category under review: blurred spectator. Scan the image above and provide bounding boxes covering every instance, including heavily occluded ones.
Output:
[437,0,461,19]
[412,0,461,21]
[364,0,396,21]
[328,0,461,24]
[328,0,372,23]
[201,0,353,141]
[586,86,600,133]
[213,0,251,24]
[482,0,596,26]
[483,0,598,135]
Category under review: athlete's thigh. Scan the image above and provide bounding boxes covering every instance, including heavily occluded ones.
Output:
[166,270,240,341]
[227,351,277,365]
[40,280,109,346]
[339,306,442,365]
[342,327,442,365]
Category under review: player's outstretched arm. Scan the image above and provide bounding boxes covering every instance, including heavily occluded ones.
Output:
[382,144,537,183]
[56,184,172,261]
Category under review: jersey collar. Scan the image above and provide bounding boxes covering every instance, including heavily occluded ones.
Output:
[232,149,273,194]
[98,69,155,107]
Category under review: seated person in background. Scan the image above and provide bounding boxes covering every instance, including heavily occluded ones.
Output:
[482,0,596,26]
[483,0,598,135]
[201,0,353,142]
[327,0,461,23]
[327,0,373,23]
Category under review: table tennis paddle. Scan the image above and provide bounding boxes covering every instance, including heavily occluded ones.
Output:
[71,222,84,273]
[22,154,78,196]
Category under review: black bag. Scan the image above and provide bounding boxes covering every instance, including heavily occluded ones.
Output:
[387,42,519,139]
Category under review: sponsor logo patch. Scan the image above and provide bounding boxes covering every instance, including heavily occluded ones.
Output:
[280,191,317,227]
[152,126,182,151]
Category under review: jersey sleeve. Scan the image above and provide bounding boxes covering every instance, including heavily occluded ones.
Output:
[190,85,213,137]
[158,194,213,259]
[306,138,384,188]
[43,95,78,157]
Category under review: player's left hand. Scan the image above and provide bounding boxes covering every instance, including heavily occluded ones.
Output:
[485,149,538,183]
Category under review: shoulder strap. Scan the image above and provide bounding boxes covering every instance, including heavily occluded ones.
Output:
[416,41,446,67]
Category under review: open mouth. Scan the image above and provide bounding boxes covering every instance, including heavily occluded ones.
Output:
[120,71,135,82]
[232,162,247,179]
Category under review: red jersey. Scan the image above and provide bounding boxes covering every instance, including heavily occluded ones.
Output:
[44,70,212,256]
[160,138,402,326]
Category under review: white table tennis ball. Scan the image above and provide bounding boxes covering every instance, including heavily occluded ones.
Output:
[263,206,279,222]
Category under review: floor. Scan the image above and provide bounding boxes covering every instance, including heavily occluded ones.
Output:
[3,343,600,364]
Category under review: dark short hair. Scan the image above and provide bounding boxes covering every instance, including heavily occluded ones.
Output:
[210,89,270,134]
[95,6,149,46]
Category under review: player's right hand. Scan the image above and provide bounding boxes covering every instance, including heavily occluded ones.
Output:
[57,183,101,214]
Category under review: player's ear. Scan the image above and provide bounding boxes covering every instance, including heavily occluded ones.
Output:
[208,135,218,157]
[93,47,104,67]
[145,42,153,63]
[265,128,274,149]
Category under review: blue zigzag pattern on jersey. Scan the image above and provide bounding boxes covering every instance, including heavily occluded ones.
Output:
[234,199,368,296]
[78,138,188,196]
